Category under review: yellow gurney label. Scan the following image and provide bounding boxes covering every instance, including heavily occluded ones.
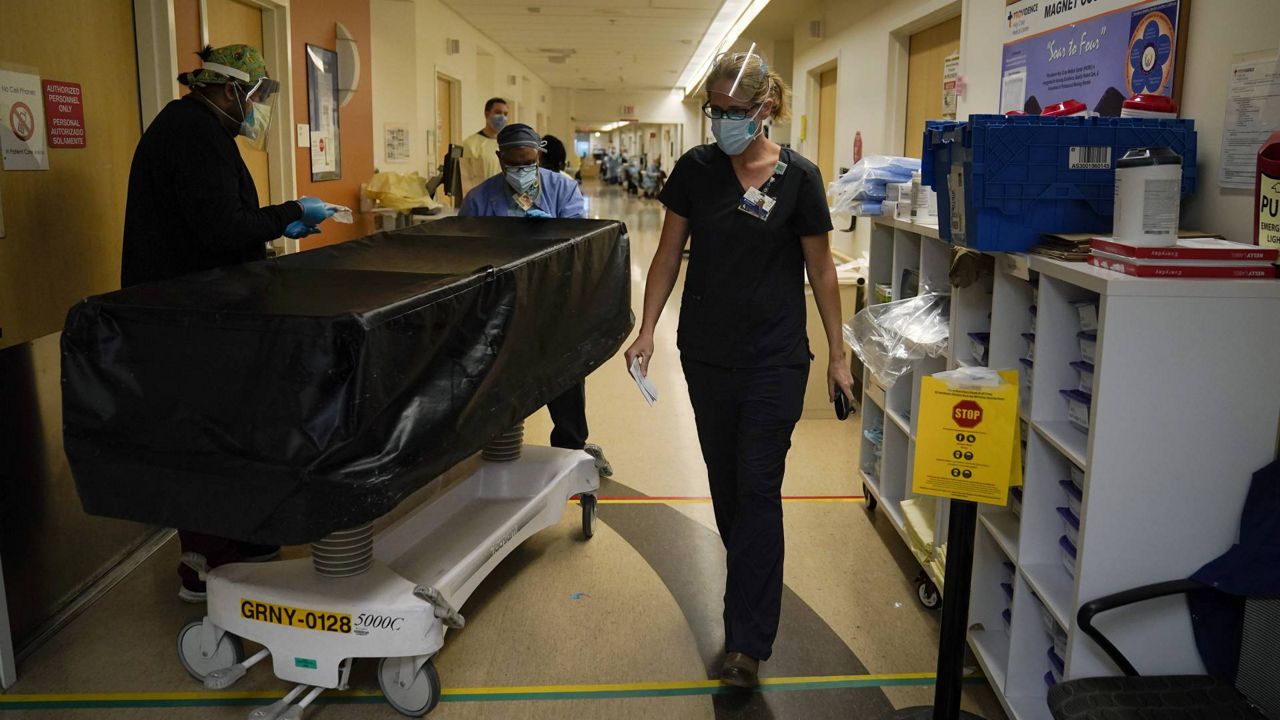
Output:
[241,599,351,634]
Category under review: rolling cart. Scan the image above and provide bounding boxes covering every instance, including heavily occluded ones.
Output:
[177,428,599,719]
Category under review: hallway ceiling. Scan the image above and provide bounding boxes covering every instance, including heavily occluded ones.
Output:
[439,0,727,91]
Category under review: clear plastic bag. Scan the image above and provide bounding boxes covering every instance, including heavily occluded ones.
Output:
[844,292,950,388]
[829,155,922,215]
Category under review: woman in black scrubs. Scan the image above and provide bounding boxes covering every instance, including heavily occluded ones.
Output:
[623,50,854,687]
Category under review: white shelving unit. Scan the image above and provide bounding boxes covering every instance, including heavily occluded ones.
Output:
[858,217,952,603]
[860,216,1280,720]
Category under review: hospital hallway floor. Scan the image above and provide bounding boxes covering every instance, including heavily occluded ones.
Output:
[0,181,1007,720]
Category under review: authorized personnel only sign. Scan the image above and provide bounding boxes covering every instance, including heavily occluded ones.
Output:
[913,370,1021,505]
[43,80,85,148]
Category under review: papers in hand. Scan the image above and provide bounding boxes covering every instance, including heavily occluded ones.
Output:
[629,357,658,406]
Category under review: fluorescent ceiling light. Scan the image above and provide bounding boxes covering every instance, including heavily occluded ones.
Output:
[675,0,772,98]
[599,120,631,132]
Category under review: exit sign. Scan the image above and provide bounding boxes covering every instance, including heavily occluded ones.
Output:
[620,104,636,117]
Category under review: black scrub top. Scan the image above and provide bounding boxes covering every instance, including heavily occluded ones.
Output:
[660,144,834,368]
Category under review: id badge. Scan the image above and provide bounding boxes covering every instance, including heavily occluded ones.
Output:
[738,187,776,221]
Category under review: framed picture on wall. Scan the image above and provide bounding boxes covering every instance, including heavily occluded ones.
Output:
[306,44,341,181]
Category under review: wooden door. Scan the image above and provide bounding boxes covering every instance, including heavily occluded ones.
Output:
[817,68,838,189]
[0,0,142,347]
[903,15,961,157]
[206,0,271,207]
[436,75,454,201]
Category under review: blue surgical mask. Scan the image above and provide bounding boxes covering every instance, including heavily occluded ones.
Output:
[490,114,508,131]
[711,105,764,156]
[505,164,539,195]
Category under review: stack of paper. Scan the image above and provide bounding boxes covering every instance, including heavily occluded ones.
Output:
[629,357,658,406]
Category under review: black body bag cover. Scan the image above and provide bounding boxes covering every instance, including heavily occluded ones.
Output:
[62,217,632,545]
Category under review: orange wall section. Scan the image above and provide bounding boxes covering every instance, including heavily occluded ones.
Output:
[174,0,202,92]
[291,0,376,249]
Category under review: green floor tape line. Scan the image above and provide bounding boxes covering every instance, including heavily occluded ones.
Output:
[0,674,986,710]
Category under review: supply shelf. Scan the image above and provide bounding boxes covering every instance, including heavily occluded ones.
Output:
[859,216,1280,719]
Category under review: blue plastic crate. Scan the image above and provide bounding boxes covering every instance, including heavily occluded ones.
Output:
[921,119,962,184]
[924,114,1197,252]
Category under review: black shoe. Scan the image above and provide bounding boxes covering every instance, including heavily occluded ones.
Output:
[237,542,281,562]
[720,652,759,689]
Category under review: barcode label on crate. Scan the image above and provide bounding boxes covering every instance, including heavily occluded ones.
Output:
[1069,146,1112,170]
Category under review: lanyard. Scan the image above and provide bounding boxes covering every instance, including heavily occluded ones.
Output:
[738,159,789,221]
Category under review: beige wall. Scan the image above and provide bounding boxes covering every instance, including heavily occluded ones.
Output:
[1176,0,1280,243]
[788,0,1280,254]
[369,0,553,177]
[787,0,960,257]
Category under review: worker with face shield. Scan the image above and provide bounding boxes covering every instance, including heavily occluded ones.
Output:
[120,44,339,601]
[624,46,852,688]
[122,44,337,288]
[459,123,611,476]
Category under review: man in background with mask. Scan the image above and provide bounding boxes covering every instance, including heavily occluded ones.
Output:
[121,43,338,601]
[459,123,610,475]
[460,97,510,185]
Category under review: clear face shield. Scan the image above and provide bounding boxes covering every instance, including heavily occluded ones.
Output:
[702,43,766,115]
[702,43,770,156]
[203,61,280,151]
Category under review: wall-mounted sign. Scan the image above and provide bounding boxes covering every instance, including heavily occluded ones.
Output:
[942,52,960,119]
[43,80,85,149]
[1000,0,1186,117]
[620,104,636,117]
[384,124,409,163]
[0,69,49,170]
[306,44,341,181]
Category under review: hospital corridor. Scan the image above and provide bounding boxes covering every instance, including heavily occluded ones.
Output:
[0,180,1003,718]
[4,1,1280,720]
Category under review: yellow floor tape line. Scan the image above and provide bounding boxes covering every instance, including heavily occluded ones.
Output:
[583,497,868,505]
[0,671,972,709]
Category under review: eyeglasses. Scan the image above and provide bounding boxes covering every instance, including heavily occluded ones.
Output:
[701,102,759,121]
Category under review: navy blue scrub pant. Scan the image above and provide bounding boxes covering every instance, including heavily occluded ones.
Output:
[547,380,589,450]
[681,357,808,661]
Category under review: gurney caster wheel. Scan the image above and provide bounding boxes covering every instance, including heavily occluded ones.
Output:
[581,494,598,539]
[915,573,941,610]
[379,657,441,717]
[863,484,878,513]
[177,619,244,683]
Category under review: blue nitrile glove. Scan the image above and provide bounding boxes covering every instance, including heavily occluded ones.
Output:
[525,208,552,219]
[297,196,337,225]
[284,221,321,239]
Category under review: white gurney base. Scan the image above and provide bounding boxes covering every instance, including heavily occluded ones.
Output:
[198,447,599,691]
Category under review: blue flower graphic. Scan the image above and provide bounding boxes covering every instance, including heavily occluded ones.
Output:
[1130,20,1172,93]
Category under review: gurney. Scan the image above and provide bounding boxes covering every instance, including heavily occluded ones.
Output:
[62,217,632,717]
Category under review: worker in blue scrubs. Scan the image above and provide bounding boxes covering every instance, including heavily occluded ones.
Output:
[460,124,609,475]
[460,123,586,219]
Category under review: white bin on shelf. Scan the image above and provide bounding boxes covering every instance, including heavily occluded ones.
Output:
[1060,389,1092,433]
[1057,506,1081,546]
[1060,479,1083,516]
[1077,331,1098,364]
[1059,535,1078,579]
[1072,300,1099,332]
[1071,361,1095,394]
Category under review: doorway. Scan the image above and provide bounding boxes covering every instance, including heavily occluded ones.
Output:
[436,74,458,202]
[817,67,838,189]
[903,15,961,157]
[204,0,272,206]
